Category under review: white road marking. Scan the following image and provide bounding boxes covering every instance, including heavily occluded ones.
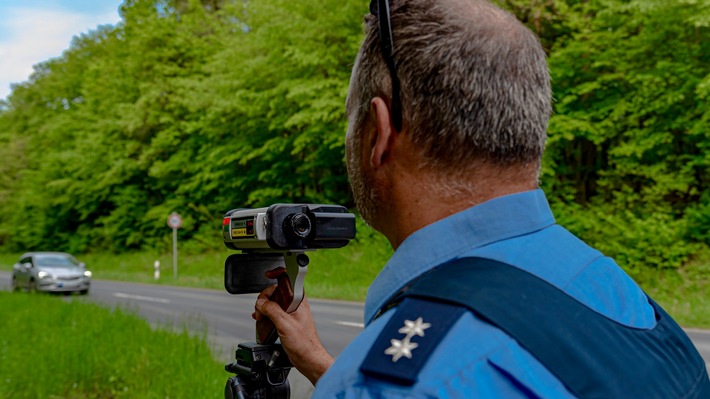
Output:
[335,321,365,328]
[113,292,171,304]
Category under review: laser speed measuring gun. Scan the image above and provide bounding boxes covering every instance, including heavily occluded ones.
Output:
[223,204,356,252]
[222,204,356,399]
[222,204,356,338]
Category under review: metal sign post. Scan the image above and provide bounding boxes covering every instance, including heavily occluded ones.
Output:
[167,213,183,279]
[154,260,161,280]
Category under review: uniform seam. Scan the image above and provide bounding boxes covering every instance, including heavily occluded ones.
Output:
[561,253,605,290]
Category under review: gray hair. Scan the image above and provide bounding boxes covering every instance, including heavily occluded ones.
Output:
[348,0,551,173]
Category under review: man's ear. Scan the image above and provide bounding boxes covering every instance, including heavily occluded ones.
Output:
[369,97,398,169]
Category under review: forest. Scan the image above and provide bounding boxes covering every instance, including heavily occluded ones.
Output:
[0,0,708,280]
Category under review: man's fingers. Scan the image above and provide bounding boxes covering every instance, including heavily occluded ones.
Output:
[265,267,287,279]
[256,285,276,303]
[256,296,290,324]
[255,284,287,320]
[253,285,277,320]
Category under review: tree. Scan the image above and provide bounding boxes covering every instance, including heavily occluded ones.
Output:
[543,0,710,269]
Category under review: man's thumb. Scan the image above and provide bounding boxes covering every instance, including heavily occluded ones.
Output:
[256,297,287,322]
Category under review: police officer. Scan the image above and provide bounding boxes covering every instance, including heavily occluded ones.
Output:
[253,0,710,397]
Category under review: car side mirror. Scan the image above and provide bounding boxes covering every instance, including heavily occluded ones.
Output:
[79,262,86,269]
[22,262,32,269]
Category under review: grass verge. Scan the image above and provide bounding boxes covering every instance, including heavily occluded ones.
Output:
[637,250,710,329]
[0,291,224,398]
[0,231,707,328]
[0,221,394,302]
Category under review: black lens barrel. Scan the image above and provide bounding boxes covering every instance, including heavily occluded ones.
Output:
[287,213,312,239]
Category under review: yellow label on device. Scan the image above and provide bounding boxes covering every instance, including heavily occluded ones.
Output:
[232,228,247,237]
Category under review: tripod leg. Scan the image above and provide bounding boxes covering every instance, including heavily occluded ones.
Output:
[225,376,249,399]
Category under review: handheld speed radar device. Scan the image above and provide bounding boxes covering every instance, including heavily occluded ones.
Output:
[222,204,356,399]
[222,204,355,252]
[222,204,355,309]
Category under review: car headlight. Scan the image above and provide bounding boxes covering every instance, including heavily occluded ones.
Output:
[37,271,52,279]
[83,270,92,278]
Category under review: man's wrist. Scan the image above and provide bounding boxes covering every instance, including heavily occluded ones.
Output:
[301,351,334,386]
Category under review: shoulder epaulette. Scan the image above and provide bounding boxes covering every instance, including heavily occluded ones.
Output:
[360,297,465,385]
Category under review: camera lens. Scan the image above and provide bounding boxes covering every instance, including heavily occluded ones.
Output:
[288,213,312,239]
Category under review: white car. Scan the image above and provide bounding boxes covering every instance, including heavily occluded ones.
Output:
[11,252,91,295]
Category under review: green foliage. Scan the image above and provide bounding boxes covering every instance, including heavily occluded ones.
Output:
[553,202,701,273]
[545,0,710,206]
[644,249,710,328]
[0,292,223,398]
[541,0,710,271]
[0,0,365,254]
[0,0,708,283]
[684,190,710,244]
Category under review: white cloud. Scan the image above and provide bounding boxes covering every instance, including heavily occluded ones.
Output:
[0,6,120,101]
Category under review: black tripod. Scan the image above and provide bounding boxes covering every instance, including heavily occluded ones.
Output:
[224,342,292,399]
[224,252,310,399]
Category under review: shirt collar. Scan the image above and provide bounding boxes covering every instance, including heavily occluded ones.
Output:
[364,189,555,324]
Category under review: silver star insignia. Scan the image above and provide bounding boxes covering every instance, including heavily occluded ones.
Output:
[385,338,419,362]
[384,317,432,362]
[398,317,431,337]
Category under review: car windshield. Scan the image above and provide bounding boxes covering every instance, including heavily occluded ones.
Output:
[34,254,80,268]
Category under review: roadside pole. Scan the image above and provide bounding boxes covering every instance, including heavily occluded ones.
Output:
[167,213,183,279]
[154,260,160,280]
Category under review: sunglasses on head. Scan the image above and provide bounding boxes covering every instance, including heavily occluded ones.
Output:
[369,0,403,132]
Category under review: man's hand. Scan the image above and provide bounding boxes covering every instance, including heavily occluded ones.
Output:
[252,268,334,385]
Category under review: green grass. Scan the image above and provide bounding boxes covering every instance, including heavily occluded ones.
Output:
[1,234,707,328]
[0,291,224,398]
[0,223,394,302]
[0,253,19,269]
[636,250,710,329]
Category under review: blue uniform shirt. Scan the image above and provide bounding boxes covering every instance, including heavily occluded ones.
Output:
[313,189,656,398]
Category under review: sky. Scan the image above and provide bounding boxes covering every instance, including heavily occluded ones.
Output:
[0,0,124,101]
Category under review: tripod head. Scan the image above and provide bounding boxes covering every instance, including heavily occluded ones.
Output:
[225,342,292,399]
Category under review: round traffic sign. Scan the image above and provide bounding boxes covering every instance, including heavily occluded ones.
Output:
[167,213,183,229]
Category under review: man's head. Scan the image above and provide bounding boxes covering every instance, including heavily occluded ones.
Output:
[346,0,551,235]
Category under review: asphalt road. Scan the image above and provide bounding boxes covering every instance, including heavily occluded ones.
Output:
[1,270,709,398]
